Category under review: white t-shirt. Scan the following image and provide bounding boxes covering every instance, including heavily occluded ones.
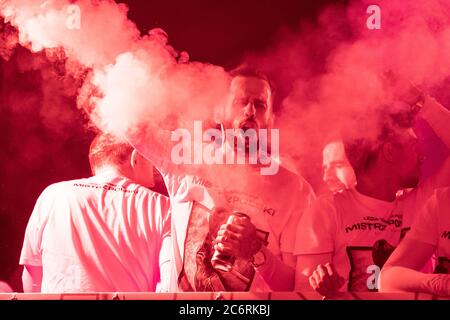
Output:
[294,168,448,292]
[407,187,450,273]
[129,128,315,292]
[167,164,314,292]
[20,171,171,293]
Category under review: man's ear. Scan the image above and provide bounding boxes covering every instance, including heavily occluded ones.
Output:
[130,149,139,169]
[381,142,395,163]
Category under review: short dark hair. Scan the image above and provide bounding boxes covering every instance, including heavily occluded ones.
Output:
[229,65,275,97]
[344,110,413,176]
[88,133,134,173]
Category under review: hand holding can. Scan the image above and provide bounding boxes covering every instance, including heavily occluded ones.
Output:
[212,211,262,271]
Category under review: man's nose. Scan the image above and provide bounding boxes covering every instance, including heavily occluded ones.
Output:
[323,167,332,182]
[243,102,256,118]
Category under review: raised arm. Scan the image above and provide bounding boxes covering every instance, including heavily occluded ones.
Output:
[420,95,450,149]
[380,238,450,296]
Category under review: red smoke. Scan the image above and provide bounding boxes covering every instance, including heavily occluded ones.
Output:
[3,0,450,153]
[240,0,450,179]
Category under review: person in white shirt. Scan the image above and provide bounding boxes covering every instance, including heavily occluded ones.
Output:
[380,187,450,297]
[295,90,450,297]
[125,67,315,292]
[20,133,171,293]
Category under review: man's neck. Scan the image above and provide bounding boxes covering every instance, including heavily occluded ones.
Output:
[94,165,129,179]
[356,170,399,202]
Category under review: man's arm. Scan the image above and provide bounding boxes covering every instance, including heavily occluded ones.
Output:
[126,122,206,179]
[380,238,450,296]
[295,253,344,297]
[19,189,51,293]
[296,253,332,290]
[249,249,295,291]
[22,265,42,293]
[420,96,450,149]
[414,97,450,196]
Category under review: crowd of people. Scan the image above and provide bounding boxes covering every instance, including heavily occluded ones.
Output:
[5,66,450,298]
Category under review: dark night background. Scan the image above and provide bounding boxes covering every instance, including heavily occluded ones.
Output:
[0,0,351,291]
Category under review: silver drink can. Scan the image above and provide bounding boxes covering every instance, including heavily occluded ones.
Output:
[211,211,249,272]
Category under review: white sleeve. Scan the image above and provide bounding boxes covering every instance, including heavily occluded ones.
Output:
[19,188,52,266]
[415,158,450,204]
[294,195,337,255]
[280,177,315,254]
[155,194,172,292]
[406,190,440,247]
[420,97,450,149]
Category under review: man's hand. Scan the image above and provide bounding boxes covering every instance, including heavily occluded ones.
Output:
[214,216,262,260]
[309,263,345,298]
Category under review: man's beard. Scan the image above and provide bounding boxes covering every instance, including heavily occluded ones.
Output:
[402,169,421,189]
[403,175,420,189]
[235,118,260,153]
[237,118,259,132]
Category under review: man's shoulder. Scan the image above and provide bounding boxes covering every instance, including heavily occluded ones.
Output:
[309,190,355,214]
[41,178,90,196]
[313,192,338,208]
[128,183,171,206]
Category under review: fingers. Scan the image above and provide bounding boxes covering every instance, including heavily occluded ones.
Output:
[218,222,248,237]
[309,274,319,291]
[324,262,344,292]
[324,262,334,275]
[214,218,259,259]
[213,242,234,255]
[216,219,257,243]
[216,227,241,241]
[215,234,240,252]
[233,216,254,228]
[309,269,331,297]
[309,263,343,298]
[317,264,328,278]
[316,265,333,294]
[214,224,242,256]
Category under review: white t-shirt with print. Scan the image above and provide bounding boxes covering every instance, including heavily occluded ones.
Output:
[20,172,171,293]
[166,163,314,292]
[407,187,450,273]
[129,128,315,292]
[294,175,447,292]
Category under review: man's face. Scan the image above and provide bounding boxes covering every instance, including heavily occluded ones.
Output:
[322,141,356,193]
[393,128,423,189]
[224,76,273,133]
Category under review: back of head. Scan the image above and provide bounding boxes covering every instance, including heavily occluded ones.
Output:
[343,109,414,177]
[88,133,134,174]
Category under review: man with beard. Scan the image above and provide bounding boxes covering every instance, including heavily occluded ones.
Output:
[295,90,450,298]
[126,67,315,292]
[321,139,357,194]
